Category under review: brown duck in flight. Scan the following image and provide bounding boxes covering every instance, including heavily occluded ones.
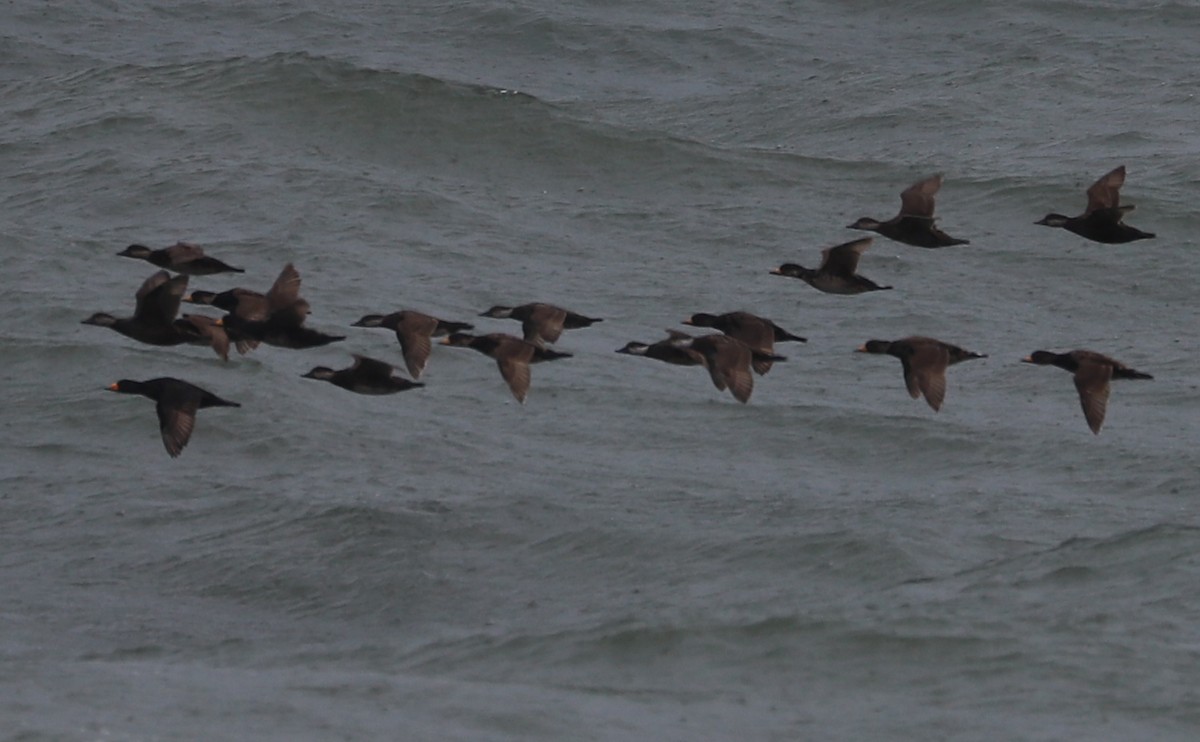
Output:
[856,336,986,411]
[82,271,191,346]
[771,237,892,295]
[848,174,969,248]
[1021,349,1152,434]
[616,330,706,367]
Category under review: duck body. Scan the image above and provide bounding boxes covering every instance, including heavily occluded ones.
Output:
[118,242,244,275]
[856,336,986,411]
[1035,208,1155,244]
[1035,166,1154,244]
[83,271,191,346]
[480,303,602,345]
[303,355,424,395]
[682,311,804,375]
[352,310,474,379]
[106,377,240,457]
[441,332,571,403]
[1021,349,1152,434]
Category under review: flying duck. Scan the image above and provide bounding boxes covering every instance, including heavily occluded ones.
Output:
[770,237,892,294]
[82,271,190,346]
[1035,166,1155,243]
[1021,349,1152,433]
[106,377,240,458]
[479,303,602,346]
[302,355,425,395]
[856,336,986,411]
[117,242,243,275]
[848,174,969,248]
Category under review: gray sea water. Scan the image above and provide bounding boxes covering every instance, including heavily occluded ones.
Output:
[4,1,1200,739]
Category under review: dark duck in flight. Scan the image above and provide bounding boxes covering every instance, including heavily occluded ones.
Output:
[771,237,892,294]
[82,271,191,346]
[302,355,425,395]
[1035,165,1155,243]
[1021,349,1152,434]
[848,174,969,248]
[106,377,240,458]
[117,242,244,275]
[479,303,602,347]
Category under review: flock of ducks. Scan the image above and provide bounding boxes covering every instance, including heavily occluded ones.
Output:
[87,166,1156,457]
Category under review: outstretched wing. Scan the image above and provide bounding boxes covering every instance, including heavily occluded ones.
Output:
[134,271,187,326]
[1085,165,1125,213]
[1074,361,1113,434]
[908,343,951,411]
[899,174,943,218]
[496,357,531,403]
[266,263,302,312]
[820,237,872,276]
[156,398,198,458]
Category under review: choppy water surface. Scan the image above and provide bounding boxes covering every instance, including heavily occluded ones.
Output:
[3,1,1200,739]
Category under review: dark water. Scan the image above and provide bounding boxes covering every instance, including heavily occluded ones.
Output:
[4,1,1200,739]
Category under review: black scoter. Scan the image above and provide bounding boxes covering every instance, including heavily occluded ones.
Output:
[106,377,240,458]
[771,237,892,294]
[848,174,969,248]
[1034,165,1155,243]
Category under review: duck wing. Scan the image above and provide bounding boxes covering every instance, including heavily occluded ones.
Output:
[266,263,302,312]
[395,313,438,379]
[902,343,950,410]
[134,271,188,326]
[820,237,872,276]
[155,396,198,458]
[1085,166,1125,214]
[698,337,753,402]
[496,357,532,403]
[899,174,943,218]
[1073,360,1113,434]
